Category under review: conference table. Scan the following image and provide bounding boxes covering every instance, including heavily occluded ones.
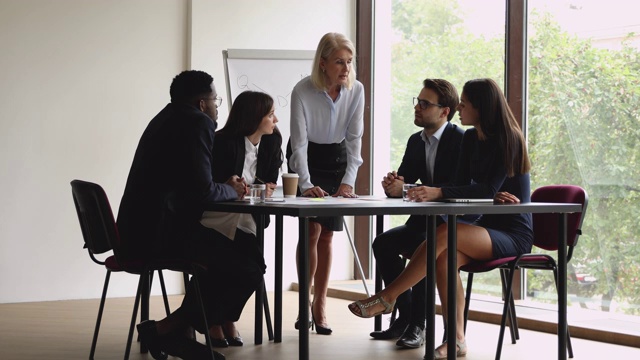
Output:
[206,196,581,360]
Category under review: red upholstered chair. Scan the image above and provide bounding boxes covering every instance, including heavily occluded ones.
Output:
[460,185,588,360]
[71,179,215,360]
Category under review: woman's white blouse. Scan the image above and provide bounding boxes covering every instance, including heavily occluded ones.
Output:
[288,76,365,191]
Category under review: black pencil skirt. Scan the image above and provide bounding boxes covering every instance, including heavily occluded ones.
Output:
[287,140,347,231]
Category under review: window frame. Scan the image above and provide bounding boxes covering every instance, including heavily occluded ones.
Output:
[354,0,527,296]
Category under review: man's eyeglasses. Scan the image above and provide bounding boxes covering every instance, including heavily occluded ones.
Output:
[204,96,223,107]
[413,97,443,110]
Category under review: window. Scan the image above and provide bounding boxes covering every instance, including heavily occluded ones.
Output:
[371,0,640,333]
[527,0,640,316]
[373,0,507,299]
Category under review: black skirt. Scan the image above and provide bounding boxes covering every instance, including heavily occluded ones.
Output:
[286,140,347,231]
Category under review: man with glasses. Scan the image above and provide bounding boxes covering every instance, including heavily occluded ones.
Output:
[370,78,464,350]
[118,70,247,360]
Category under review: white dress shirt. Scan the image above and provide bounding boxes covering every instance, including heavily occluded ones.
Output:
[200,137,258,240]
[420,121,448,184]
[288,76,365,191]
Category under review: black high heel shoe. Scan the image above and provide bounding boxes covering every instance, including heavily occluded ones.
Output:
[311,301,332,335]
[208,336,229,348]
[220,322,243,346]
[312,313,332,335]
[295,301,313,330]
[224,330,243,346]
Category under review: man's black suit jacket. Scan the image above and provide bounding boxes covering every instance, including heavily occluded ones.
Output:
[117,103,237,259]
[397,122,465,230]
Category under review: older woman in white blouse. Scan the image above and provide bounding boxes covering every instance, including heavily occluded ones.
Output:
[286,32,365,335]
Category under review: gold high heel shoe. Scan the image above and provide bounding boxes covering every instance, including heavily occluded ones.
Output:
[348,295,395,318]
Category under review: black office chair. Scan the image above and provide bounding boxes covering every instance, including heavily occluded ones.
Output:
[71,179,216,360]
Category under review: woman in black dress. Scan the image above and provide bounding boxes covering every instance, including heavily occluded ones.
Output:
[348,78,532,359]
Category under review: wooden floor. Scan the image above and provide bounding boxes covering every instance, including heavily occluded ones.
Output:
[1,291,639,360]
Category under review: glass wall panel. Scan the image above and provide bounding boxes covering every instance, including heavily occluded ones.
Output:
[373,0,506,298]
[527,0,640,316]
[373,0,640,338]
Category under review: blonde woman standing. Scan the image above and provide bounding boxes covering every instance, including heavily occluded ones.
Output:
[287,32,365,334]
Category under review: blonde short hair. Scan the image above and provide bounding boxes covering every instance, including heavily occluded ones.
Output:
[310,32,357,91]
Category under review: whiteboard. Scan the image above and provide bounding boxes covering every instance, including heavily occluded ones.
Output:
[223,49,315,159]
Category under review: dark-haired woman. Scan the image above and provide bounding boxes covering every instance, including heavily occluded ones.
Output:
[200,90,283,347]
[348,78,532,359]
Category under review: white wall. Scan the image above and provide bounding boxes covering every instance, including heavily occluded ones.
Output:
[0,0,356,303]
[190,0,357,298]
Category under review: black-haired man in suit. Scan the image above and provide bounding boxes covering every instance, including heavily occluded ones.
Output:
[118,70,251,360]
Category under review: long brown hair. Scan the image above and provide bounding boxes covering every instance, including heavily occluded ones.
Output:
[217,91,283,162]
[462,78,530,176]
[218,91,276,137]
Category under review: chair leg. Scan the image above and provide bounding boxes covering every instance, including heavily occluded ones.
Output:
[191,267,216,360]
[499,269,518,344]
[158,270,171,316]
[567,326,574,358]
[254,276,264,345]
[125,273,145,360]
[503,268,520,340]
[495,266,518,360]
[138,271,153,353]
[182,272,196,340]
[143,271,153,322]
[509,289,520,340]
[463,273,474,335]
[553,267,574,358]
[263,282,274,341]
[89,270,111,360]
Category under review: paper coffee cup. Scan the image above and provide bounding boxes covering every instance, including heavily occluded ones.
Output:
[282,173,299,198]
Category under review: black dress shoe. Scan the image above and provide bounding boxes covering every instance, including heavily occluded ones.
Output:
[396,324,425,349]
[369,319,408,340]
[136,320,168,360]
